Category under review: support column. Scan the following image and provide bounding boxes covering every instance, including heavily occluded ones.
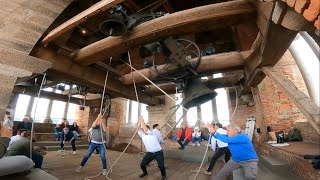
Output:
[212,98,219,123]
[25,96,35,117]
[196,105,202,126]
[63,101,69,120]
[44,100,53,123]
[127,100,132,124]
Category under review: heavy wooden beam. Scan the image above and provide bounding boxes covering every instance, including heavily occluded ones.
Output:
[95,62,124,76]
[41,0,124,45]
[262,66,320,134]
[244,1,298,87]
[72,0,255,65]
[31,46,163,106]
[120,51,251,85]
[145,75,241,96]
[12,86,102,107]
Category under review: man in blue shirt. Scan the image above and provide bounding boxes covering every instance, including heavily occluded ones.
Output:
[213,124,258,180]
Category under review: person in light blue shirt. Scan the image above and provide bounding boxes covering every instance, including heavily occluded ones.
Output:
[213,124,258,180]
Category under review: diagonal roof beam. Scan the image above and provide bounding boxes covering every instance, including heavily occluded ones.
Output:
[72,0,255,65]
[41,0,124,45]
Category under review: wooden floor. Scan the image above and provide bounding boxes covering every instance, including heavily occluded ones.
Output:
[39,149,222,180]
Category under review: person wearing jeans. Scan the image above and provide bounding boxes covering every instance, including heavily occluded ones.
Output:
[176,123,192,150]
[191,126,202,146]
[59,127,76,154]
[76,113,108,175]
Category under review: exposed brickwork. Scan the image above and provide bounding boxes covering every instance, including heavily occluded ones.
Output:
[258,51,309,135]
[315,15,320,30]
[230,105,256,131]
[294,0,310,14]
[287,0,297,7]
[303,0,320,22]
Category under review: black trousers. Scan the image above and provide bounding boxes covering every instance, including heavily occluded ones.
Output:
[60,140,76,151]
[177,139,189,148]
[207,147,231,172]
[140,150,166,176]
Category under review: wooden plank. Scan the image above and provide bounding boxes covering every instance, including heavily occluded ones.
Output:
[145,75,241,96]
[262,66,320,134]
[273,1,315,31]
[41,0,124,45]
[32,46,163,106]
[119,51,251,85]
[72,0,255,65]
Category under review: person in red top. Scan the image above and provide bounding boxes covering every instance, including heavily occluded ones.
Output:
[176,123,192,150]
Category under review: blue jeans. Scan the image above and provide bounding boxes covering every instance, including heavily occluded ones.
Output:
[80,142,106,169]
[192,136,202,144]
[32,152,43,169]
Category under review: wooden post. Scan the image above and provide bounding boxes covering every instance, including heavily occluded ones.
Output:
[262,66,320,134]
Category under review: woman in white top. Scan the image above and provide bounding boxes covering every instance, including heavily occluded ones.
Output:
[192,126,202,146]
[138,116,167,180]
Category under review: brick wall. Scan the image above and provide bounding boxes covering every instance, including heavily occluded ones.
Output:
[258,51,310,134]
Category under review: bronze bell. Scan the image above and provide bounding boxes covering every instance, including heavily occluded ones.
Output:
[99,13,128,36]
[181,79,217,109]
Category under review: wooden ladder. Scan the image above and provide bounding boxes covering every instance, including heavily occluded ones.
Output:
[160,104,188,139]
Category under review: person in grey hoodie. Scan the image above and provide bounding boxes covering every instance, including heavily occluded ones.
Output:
[75,113,108,175]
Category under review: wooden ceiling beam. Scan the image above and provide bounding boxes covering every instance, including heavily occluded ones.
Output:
[119,51,251,85]
[41,0,124,45]
[72,0,255,65]
[243,1,298,87]
[12,86,102,107]
[145,75,241,96]
[31,46,163,106]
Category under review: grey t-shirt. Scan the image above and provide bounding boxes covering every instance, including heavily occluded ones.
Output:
[90,125,106,143]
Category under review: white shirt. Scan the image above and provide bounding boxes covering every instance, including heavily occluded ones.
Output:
[3,119,13,129]
[138,130,162,153]
[8,135,22,150]
[192,131,201,138]
[211,128,228,150]
[152,129,164,143]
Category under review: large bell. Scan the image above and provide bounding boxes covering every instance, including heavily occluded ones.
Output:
[99,13,128,36]
[182,79,217,109]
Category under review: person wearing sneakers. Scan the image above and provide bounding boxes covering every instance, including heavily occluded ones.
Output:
[203,123,231,176]
[138,116,167,180]
[59,127,77,154]
[76,113,108,175]
[192,126,202,146]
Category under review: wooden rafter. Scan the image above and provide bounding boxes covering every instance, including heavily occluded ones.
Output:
[145,75,241,96]
[41,0,124,45]
[262,66,320,134]
[72,0,255,65]
[32,46,162,106]
[119,51,251,85]
[243,0,298,87]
